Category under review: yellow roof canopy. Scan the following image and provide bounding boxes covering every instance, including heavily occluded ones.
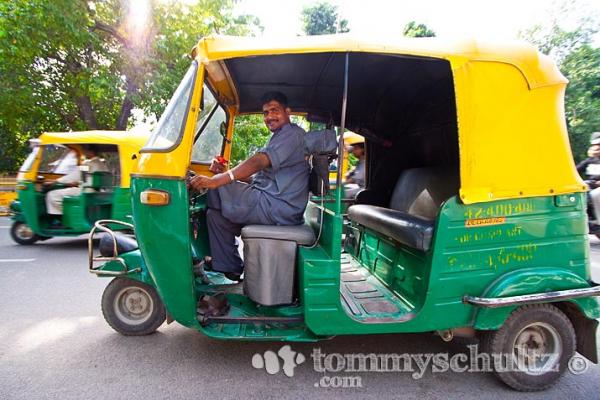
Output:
[188,35,583,204]
[36,130,149,187]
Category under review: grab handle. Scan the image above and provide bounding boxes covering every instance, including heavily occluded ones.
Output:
[88,219,141,276]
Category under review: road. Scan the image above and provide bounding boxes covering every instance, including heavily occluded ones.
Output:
[1,216,600,399]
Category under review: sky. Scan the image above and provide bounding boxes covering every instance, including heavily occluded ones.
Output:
[233,0,600,42]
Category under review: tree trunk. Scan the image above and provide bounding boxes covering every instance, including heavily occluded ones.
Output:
[75,95,99,129]
[115,79,138,130]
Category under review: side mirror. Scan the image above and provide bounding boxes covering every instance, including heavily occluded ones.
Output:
[131,153,138,160]
[36,175,45,182]
[219,121,227,138]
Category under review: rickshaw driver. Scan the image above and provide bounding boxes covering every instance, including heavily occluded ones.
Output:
[189,91,310,281]
[45,147,109,226]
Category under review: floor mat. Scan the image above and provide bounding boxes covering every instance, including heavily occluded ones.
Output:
[340,254,415,322]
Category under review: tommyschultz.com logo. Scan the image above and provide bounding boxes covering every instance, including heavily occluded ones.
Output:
[251,344,589,389]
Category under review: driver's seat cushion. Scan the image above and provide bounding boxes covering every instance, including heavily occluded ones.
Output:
[241,224,316,246]
[348,166,459,252]
[241,223,316,306]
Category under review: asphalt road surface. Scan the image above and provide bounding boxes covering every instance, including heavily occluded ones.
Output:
[1,216,600,399]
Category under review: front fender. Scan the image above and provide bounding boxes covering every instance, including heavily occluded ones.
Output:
[93,249,154,287]
[472,267,600,330]
[9,200,24,221]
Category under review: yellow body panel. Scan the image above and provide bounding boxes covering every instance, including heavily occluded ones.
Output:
[19,130,149,187]
[135,67,205,178]
[453,61,585,203]
[136,35,584,204]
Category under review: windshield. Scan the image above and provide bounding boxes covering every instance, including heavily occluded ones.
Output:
[38,145,78,174]
[191,85,227,163]
[143,61,198,151]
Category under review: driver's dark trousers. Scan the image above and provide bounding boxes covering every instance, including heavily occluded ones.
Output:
[206,182,281,274]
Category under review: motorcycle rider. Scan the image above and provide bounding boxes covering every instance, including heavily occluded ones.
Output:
[577,132,600,232]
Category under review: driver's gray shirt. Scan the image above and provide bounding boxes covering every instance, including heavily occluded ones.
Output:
[211,123,309,225]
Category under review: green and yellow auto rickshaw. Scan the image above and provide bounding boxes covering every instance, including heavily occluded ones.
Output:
[10,130,148,244]
[88,35,600,391]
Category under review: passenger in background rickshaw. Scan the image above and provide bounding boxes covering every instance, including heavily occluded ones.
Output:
[344,141,365,198]
[188,91,309,281]
[44,147,109,227]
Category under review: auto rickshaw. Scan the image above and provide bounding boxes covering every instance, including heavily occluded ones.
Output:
[88,35,600,391]
[10,130,148,244]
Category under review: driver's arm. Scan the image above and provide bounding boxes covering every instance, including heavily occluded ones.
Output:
[189,153,270,190]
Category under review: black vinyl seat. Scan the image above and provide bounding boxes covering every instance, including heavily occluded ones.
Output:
[347,166,459,252]
[99,232,139,257]
[348,206,434,251]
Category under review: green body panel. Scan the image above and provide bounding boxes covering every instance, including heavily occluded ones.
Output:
[194,276,323,341]
[302,193,599,336]
[189,194,211,261]
[14,182,45,233]
[358,230,430,309]
[13,181,133,236]
[110,187,134,223]
[106,178,599,341]
[94,249,153,285]
[131,177,199,329]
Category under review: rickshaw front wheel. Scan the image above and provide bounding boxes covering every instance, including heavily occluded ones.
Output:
[10,221,39,245]
[102,278,166,336]
[480,303,575,391]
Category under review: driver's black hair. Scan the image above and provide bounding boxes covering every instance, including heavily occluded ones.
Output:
[260,91,288,107]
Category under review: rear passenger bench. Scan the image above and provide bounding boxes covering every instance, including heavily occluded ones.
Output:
[341,166,459,321]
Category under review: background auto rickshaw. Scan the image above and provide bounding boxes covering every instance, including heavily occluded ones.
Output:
[89,35,600,391]
[10,130,148,244]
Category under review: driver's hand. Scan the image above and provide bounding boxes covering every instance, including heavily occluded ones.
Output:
[189,174,220,191]
[209,158,226,174]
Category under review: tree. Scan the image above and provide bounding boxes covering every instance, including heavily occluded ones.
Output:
[301,2,349,36]
[403,21,436,38]
[230,115,271,166]
[0,0,260,172]
[561,44,600,161]
[519,0,600,161]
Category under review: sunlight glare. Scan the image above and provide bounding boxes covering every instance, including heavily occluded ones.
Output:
[127,0,151,38]
[14,317,98,354]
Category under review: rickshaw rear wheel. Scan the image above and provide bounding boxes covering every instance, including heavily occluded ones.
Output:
[10,221,39,245]
[480,304,575,392]
[102,278,166,336]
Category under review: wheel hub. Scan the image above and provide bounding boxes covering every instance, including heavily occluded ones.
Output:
[114,287,153,325]
[513,322,562,376]
[16,223,34,240]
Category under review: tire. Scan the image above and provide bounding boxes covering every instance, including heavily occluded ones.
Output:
[10,221,39,245]
[480,304,576,391]
[101,278,166,336]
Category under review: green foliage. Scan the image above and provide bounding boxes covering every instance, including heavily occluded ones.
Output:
[230,115,270,166]
[0,121,30,172]
[301,2,349,36]
[562,45,600,161]
[520,1,600,162]
[403,21,436,38]
[0,0,260,172]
